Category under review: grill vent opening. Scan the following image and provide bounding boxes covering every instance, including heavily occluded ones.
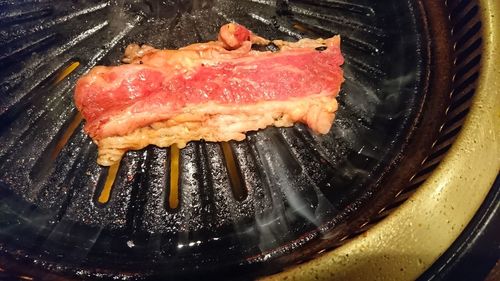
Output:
[221,142,248,201]
[168,144,181,210]
[97,163,119,205]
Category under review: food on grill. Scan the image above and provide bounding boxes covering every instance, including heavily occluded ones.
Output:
[74,23,344,166]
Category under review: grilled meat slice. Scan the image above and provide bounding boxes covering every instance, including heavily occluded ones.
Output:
[74,23,344,166]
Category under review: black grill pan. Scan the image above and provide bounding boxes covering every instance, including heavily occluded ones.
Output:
[0,0,480,279]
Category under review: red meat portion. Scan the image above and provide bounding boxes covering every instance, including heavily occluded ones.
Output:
[74,23,344,166]
[75,23,343,140]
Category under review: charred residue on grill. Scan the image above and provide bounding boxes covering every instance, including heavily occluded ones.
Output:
[315,45,327,51]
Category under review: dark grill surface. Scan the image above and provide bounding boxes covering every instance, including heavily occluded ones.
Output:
[0,0,473,279]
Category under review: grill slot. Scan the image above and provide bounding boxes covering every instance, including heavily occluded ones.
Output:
[97,163,119,204]
[53,61,80,84]
[455,22,481,48]
[455,37,481,64]
[28,111,83,186]
[168,145,181,210]
[453,5,478,33]
[50,112,83,160]
[221,142,247,202]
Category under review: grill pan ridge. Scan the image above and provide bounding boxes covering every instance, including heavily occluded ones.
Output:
[0,0,484,280]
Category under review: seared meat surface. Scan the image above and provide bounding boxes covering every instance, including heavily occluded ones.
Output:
[74,23,344,166]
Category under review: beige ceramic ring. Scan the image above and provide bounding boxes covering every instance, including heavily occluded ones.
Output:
[263,1,499,280]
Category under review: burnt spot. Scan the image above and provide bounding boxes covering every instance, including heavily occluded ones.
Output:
[315,46,328,52]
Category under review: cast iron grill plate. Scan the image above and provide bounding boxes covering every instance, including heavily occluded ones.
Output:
[0,0,483,279]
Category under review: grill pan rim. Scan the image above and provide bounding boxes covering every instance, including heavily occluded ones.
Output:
[263,0,500,280]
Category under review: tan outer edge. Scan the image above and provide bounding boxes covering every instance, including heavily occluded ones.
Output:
[262,1,500,280]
